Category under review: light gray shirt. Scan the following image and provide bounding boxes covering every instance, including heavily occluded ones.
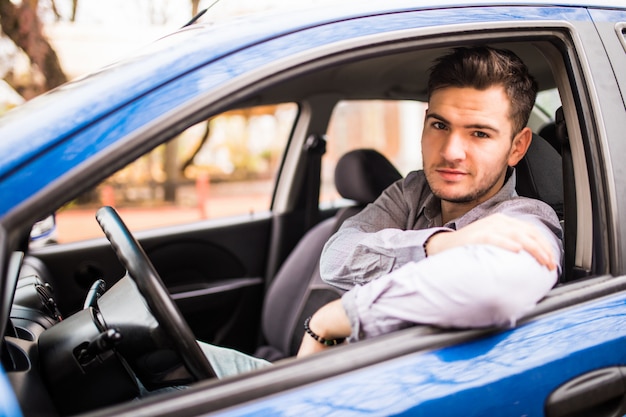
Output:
[320,170,563,341]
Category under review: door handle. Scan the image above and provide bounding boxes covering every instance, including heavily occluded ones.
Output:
[545,367,626,417]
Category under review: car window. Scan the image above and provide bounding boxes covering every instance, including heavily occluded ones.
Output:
[321,100,426,206]
[54,103,298,244]
[535,88,561,119]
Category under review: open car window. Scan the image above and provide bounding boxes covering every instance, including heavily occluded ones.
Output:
[52,103,297,244]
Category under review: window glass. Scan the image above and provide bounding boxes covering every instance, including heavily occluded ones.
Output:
[54,103,298,244]
[321,100,426,205]
[535,88,561,120]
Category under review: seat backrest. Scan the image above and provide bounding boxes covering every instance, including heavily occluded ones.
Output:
[515,132,564,219]
[256,149,402,361]
[539,122,561,155]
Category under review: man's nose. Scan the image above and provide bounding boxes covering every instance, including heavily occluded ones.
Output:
[440,132,466,161]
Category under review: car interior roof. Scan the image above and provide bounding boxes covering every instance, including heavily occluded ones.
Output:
[245,42,556,105]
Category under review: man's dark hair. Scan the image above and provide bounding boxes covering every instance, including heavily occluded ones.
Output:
[427,46,538,134]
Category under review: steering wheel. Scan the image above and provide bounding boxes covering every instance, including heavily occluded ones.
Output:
[95,205,216,380]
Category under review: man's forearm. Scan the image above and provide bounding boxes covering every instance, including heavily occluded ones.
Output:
[296,300,351,357]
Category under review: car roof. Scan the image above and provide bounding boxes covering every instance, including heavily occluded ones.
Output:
[198,0,625,21]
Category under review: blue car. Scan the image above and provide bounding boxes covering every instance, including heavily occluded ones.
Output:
[1,1,626,415]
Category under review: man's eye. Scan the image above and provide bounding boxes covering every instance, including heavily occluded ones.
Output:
[433,122,446,130]
[472,131,489,138]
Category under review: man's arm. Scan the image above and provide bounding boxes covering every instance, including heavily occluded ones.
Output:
[297,300,350,357]
[321,205,559,290]
[426,213,558,271]
[298,244,558,357]
[298,212,562,356]
[342,245,558,340]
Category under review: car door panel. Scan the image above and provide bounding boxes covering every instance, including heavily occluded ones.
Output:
[29,215,272,351]
[141,217,271,351]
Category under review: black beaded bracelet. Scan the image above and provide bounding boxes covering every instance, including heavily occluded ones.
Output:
[304,316,346,346]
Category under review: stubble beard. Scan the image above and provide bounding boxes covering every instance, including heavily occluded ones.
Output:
[426,165,508,205]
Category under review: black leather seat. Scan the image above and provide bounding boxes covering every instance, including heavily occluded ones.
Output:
[255,149,402,361]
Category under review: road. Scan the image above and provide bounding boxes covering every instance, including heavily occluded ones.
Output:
[56,194,270,243]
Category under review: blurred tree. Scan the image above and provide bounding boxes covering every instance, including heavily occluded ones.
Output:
[47,0,61,20]
[71,0,78,22]
[191,0,200,16]
[0,0,67,97]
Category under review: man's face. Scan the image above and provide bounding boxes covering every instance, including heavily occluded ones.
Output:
[422,85,527,209]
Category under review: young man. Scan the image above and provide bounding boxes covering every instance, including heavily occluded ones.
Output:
[190,46,562,377]
[297,46,563,356]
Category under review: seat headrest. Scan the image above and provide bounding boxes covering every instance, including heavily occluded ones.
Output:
[334,149,402,204]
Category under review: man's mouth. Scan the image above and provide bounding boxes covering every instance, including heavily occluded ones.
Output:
[435,168,468,182]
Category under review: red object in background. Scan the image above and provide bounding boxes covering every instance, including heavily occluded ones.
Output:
[196,173,210,218]
[101,185,115,207]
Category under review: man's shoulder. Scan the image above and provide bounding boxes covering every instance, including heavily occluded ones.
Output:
[402,170,427,187]
[391,170,432,199]
[372,170,432,215]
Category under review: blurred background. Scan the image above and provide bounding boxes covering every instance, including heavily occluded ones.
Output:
[0,0,325,108]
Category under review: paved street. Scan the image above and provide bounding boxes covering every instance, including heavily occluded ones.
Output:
[56,194,270,243]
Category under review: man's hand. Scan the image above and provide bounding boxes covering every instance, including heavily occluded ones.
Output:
[425,213,557,270]
[297,299,351,357]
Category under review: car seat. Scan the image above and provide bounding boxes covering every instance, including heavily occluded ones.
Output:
[515,130,568,282]
[255,149,402,361]
[515,132,564,219]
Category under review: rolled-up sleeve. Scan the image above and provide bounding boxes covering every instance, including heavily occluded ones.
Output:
[342,245,559,341]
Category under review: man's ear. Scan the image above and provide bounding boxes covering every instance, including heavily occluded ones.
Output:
[508,127,532,166]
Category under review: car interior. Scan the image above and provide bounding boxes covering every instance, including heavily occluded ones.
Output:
[3,30,599,415]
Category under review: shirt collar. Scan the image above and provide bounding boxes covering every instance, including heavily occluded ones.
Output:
[422,191,442,227]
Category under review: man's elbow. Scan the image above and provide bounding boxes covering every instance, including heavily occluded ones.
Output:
[476,292,536,328]
[319,259,352,291]
[467,262,557,327]
[318,261,335,285]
